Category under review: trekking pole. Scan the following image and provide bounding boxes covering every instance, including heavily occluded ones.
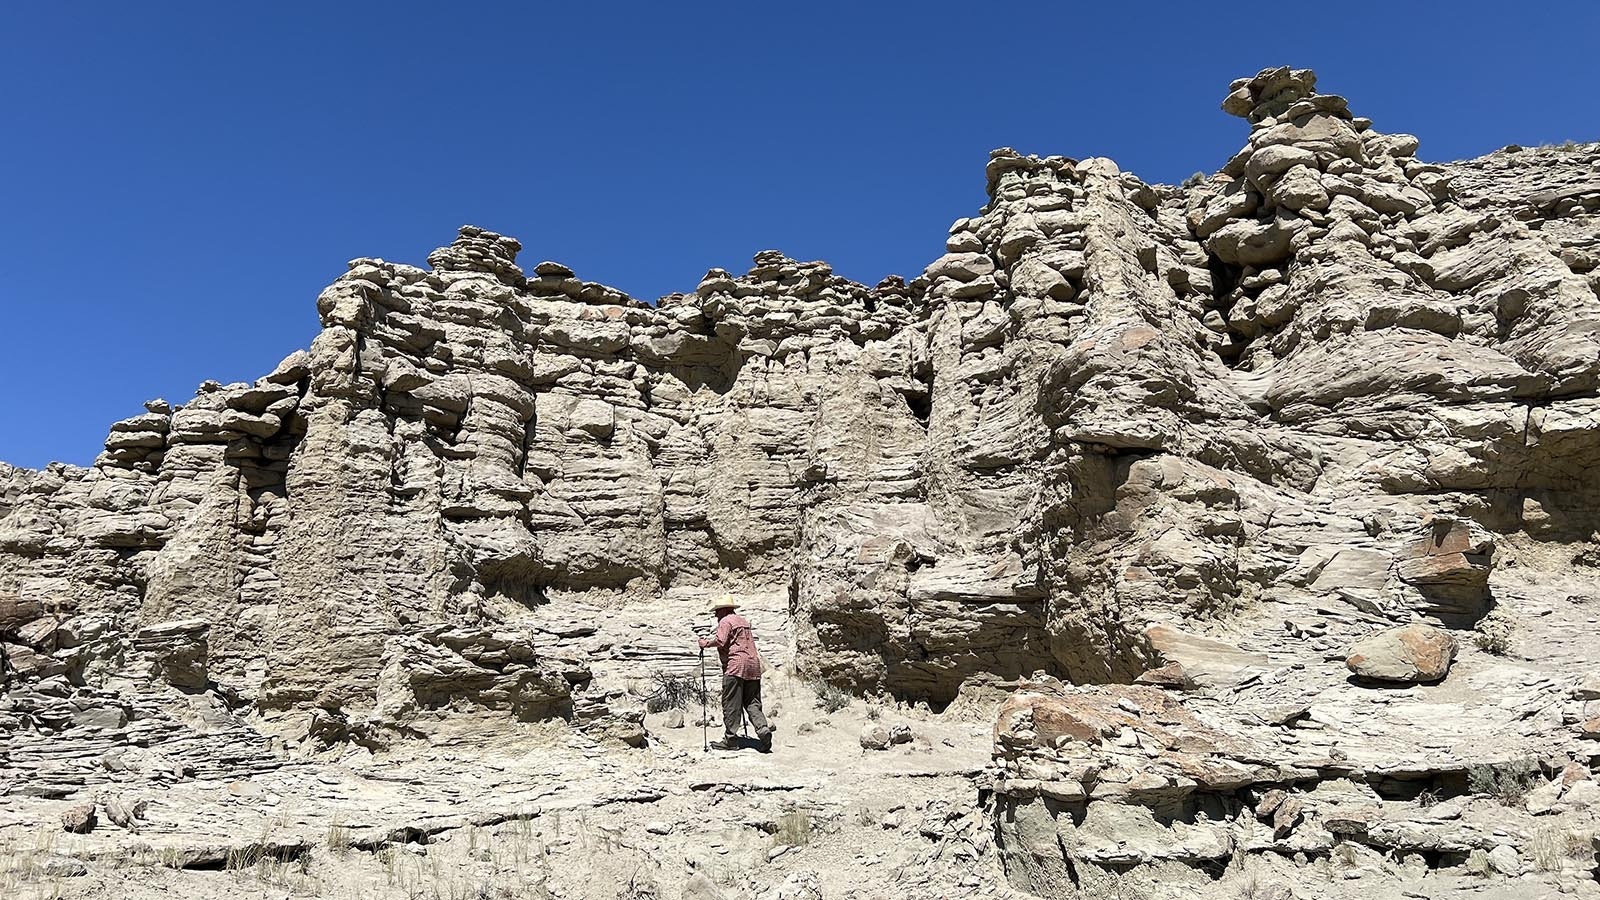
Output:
[699,647,709,752]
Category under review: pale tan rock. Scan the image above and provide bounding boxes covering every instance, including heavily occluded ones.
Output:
[1576,675,1600,701]
[1345,624,1457,683]
[103,795,148,831]
[1143,623,1267,688]
[1133,661,1195,690]
[860,724,891,751]
[681,872,725,900]
[760,871,823,900]
[61,802,96,834]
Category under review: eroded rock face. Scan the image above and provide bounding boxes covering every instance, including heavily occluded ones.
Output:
[792,66,1597,706]
[0,232,932,737]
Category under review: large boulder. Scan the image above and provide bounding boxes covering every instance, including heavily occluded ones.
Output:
[1345,624,1457,684]
[859,724,891,751]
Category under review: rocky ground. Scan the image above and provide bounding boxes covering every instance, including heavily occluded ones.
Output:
[4,66,1600,898]
[0,670,1004,900]
[2,631,1596,900]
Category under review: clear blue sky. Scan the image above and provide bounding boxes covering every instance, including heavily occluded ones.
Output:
[3,2,1597,468]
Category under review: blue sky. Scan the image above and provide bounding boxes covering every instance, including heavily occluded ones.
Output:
[3,2,1597,468]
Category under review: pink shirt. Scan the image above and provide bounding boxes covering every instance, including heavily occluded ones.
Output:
[699,613,762,680]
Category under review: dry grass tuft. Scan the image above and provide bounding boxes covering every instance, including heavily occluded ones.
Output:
[1529,824,1595,872]
[774,808,814,847]
[326,816,352,854]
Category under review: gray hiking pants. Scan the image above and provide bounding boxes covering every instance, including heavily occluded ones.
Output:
[721,675,770,739]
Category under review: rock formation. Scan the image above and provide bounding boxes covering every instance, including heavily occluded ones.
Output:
[2,66,1599,899]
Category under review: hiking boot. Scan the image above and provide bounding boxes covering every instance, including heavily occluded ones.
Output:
[709,738,739,751]
[757,724,776,752]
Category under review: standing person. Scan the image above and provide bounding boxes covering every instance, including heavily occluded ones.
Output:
[698,597,774,752]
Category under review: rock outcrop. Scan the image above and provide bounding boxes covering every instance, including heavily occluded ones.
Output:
[2,65,1600,900]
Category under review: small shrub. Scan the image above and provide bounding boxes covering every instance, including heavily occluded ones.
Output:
[1473,608,1515,655]
[1466,764,1495,795]
[645,671,702,713]
[812,682,850,713]
[1467,760,1542,805]
[1181,171,1207,188]
[865,705,882,721]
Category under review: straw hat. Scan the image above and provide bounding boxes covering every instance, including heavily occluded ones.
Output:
[709,596,739,611]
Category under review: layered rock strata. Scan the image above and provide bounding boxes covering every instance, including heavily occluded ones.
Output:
[4,67,1600,711]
